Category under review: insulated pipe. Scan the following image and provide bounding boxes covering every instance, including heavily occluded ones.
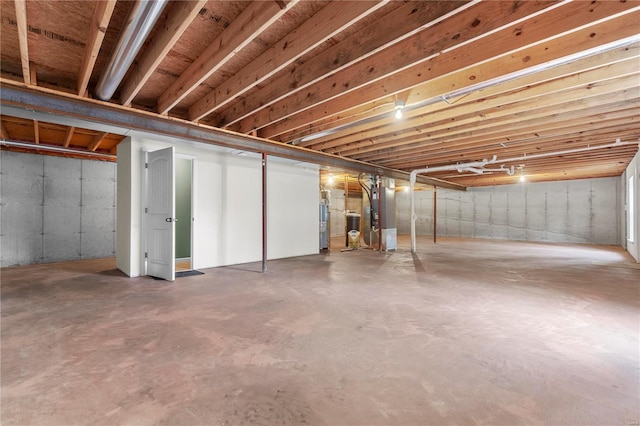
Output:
[95,0,168,101]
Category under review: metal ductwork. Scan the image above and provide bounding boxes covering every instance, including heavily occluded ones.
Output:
[95,0,168,101]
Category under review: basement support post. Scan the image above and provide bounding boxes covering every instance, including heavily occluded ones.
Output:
[345,175,349,212]
[433,188,437,244]
[378,176,382,252]
[262,152,267,273]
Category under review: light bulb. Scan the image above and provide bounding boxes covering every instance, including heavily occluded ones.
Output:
[394,99,405,119]
[519,175,526,183]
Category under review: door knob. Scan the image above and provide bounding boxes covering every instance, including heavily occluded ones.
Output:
[165,218,173,222]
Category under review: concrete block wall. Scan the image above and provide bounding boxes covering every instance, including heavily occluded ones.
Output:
[1,151,116,267]
[397,177,620,245]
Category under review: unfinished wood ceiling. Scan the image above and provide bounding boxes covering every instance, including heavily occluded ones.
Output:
[1,0,639,186]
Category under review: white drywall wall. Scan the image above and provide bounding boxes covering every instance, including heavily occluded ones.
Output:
[115,137,319,276]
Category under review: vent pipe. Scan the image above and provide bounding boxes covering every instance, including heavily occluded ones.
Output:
[95,0,168,101]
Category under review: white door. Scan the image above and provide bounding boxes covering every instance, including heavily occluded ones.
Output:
[147,147,175,280]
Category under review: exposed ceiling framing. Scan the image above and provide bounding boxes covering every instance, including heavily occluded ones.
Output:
[0,0,638,188]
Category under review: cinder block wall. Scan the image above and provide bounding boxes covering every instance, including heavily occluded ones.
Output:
[397,177,620,245]
[1,151,116,267]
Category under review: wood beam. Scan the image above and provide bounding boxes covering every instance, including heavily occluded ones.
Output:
[292,42,640,146]
[361,107,639,166]
[89,132,108,152]
[380,121,640,170]
[77,0,117,96]
[157,0,299,115]
[33,120,39,144]
[63,126,75,148]
[237,0,564,134]
[352,85,639,162]
[119,0,206,106]
[211,0,473,128]
[14,0,30,85]
[254,2,640,138]
[319,61,640,154]
[1,120,8,140]
[188,0,390,121]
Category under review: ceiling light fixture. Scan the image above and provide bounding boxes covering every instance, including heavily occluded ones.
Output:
[394,100,405,119]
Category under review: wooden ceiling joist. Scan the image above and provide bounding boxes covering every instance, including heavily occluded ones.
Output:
[1,120,9,140]
[210,0,472,129]
[353,94,639,164]
[77,0,117,97]
[13,0,29,85]
[188,0,391,121]
[88,132,108,152]
[296,44,640,148]
[327,73,640,158]
[63,126,75,148]
[157,0,299,115]
[119,0,207,106]
[255,2,640,139]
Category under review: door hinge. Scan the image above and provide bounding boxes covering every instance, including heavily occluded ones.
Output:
[145,207,148,213]
[145,163,148,169]
[145,252,148,259]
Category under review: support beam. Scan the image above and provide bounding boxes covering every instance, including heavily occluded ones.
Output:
[119,0,206,106]
[188,0,390,121]
[14,0,29,85]
[63,126,75,148]
[262,152,268,273]
[0,80,465,191]
[433,189,437,244]
[157,0,299,115]
[297,42,640,148]
[33,120,39,144]
[237,0,561,134]
[0,120,8,139]
[77,0,117,96]
[213,0,472,129]
[254,2,639,138]
[88,132,109,152]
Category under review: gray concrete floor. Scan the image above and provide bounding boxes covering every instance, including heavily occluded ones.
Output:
[2,236,639,425]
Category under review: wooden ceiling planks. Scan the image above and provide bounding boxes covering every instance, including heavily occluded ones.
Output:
[0,115,124,155]
[0,0,637,186]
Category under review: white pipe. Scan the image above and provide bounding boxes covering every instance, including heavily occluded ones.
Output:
[95,0,168,101]
[410,156,497,252]
[409,141,639,252]
[461,166,485,174]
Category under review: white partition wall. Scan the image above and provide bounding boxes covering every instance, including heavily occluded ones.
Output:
[624,151,639,261]
[116,136,319,277]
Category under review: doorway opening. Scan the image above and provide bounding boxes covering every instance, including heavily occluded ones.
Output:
[175,157,193,272]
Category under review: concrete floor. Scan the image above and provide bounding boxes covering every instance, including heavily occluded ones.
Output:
[2,236,639,425]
